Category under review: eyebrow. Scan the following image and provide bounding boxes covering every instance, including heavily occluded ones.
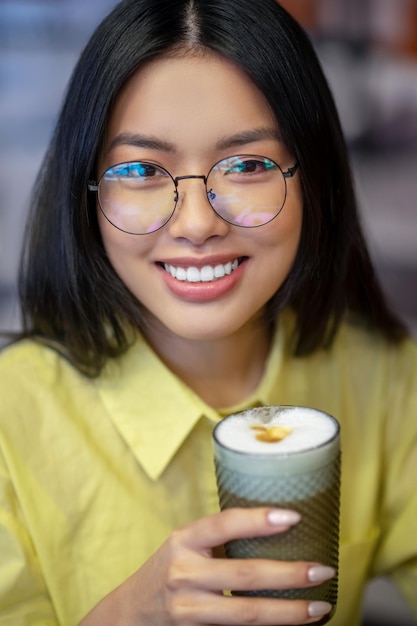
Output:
[215,128,283,150]
[107,132,176,154]
[106,127,282,155]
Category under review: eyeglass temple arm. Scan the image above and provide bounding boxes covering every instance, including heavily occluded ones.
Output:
[283,163,299,178]
[88,181,99,191]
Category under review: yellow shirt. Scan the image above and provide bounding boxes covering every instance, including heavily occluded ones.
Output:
[0,313,416,625]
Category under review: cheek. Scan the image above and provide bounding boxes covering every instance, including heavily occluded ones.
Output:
[99,219,125,265]
[97,213,152,271]
[259,197,303,256]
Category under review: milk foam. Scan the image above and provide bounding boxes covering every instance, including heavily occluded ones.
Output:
[215,406,337,455]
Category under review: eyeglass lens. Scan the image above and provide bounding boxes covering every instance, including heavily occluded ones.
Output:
[97,156,287,234]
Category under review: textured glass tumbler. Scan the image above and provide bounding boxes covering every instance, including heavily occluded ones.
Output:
[213,405,340,624]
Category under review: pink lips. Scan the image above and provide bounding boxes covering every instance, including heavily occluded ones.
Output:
[156,257,247,302]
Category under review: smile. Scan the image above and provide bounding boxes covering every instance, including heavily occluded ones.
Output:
[162,258,242,283]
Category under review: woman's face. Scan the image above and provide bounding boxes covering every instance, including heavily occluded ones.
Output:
[97,52,302,343]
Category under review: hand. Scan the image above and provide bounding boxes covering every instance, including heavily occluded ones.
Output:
[79,507,334,625]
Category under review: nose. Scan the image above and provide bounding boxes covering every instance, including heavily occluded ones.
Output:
[167,176,229,244]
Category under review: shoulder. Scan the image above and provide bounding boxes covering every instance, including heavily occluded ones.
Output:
[334,321,417,432]
[0,334,153,417]
[334,318,417,370]
[333,319,417,400]
[290,316,417,424]
[0,339,92,424]
[0,339,66,385]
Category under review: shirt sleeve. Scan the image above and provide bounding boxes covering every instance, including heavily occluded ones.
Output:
[371,338,417,615]
[0,448,58,626]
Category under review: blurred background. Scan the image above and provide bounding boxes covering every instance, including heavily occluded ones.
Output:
[0,1,416,623]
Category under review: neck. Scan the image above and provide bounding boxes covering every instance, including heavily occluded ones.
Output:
[144,320,273,409]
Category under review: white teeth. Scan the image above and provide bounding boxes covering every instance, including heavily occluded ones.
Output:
[163,259,240,283]
[186,267,200,282]
[214,264,225,278]
[175,267,187,281]
[201,266,215,282]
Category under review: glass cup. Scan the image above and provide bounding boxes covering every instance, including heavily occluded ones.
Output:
[213,405,341,624]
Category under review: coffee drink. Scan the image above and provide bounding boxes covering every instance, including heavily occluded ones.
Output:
[213,405,340,623]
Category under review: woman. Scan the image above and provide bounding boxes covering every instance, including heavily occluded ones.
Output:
[0,0,416,624]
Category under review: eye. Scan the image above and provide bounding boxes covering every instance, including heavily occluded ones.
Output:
[224,157,277,176]
[112,162,160,179]
[236,159,260,173]
[101,162,172,195]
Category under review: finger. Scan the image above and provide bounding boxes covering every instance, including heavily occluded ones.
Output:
[172,591,333,625]
[187,558,336,592]
[176,508,301,551]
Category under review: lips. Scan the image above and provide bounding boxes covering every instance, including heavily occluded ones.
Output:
[163,258,241,283]
[156,256,248,301]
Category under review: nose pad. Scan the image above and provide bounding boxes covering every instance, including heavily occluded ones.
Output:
[174,182,212,213]
[168,178,229,241]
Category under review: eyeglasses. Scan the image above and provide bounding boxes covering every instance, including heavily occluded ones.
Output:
[88,155,298,235]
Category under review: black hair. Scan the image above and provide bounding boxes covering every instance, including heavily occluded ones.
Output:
[17,0,407,375]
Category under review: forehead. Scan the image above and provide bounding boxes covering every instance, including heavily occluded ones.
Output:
[102,52,279,161]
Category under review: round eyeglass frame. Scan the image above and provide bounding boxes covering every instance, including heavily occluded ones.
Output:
[88,155,299,235]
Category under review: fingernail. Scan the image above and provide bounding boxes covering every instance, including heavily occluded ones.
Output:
[267,509,301,526]
[308,565,336,583]
[308,601,332,618]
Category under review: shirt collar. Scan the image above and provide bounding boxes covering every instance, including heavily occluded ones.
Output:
[96,336,217,480]
[96,314,289,481]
